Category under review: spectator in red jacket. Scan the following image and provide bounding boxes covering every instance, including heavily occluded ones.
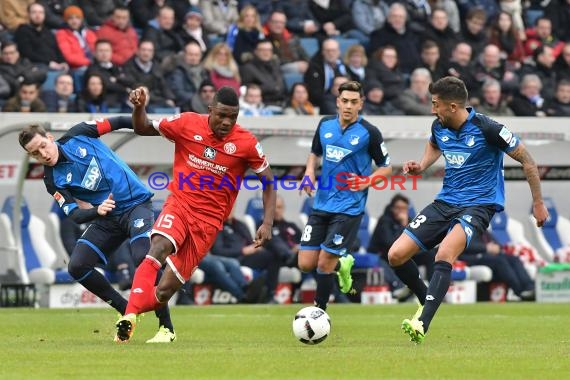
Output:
[524,17,564,59]
[96,6,139,66]
[55,6,97,70]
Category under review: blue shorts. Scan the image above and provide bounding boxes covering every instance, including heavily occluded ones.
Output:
[299,210,362,256]
[404,200,495,251]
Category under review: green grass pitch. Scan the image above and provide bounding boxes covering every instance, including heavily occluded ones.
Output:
[1,303,569,380]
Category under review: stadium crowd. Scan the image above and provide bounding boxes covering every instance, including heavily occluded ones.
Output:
[1,0,570,117]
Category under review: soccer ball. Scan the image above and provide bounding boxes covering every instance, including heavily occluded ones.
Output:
[292,306,331,345]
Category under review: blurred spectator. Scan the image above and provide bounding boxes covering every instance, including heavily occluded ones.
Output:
[239,0,275,25]
[200,0,239,37]
[55,6,97,70]
[430,0,461,33]
[14,2,68,71]
[366,45,405,101]
[446,42,479,101]
[460,8,488,59]
[421,7,459,62]
[477,78,514,116]
[143,6,184,63]
[210,210,286,304]
[544,0,570,42]
[85,39,130,109]
[177,7,210,53]
[167,41,209,108]
[368,3,421,74]
[362,80,403,115]
[0,0,34,32]
[319,74,348,115]
[284,82,317,115]
[500,0,525,36]
[96,6,139,66]
[263,10,309,75]
[240,39,286,107]
[270,195,301,267]
[508,74,547,116]
[545,80,570,116]
[239,83,274,116]
[309,0,355,40]
[524,17,564,58]
[198,253,248,303]
[77,0,123,28]
[281,0,320,37]
[404,0,430,34]
[554,43,570,82]
[186,79,215,113]
[228,4,264,65]
[420,40,446,81]
[0,75,10,104]
[456,0,499,23]
[123,39,177,110]
[343,44,367,82]
[351,0,389,39]
[518,45,557,101]
[202,42,242,94]
[2,81,46,112]
[473,44,518,98]
[128,0,189,30]
[40,73,78,112]
[460,230,535,301]
[488,11,525,67]
[304,38,346,107]
[0,41,48,98]
[37,0,73,29]
[395,67,432,115]
[75,73,109,113]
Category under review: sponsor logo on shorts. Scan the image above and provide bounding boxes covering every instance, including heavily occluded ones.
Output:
[333,234,344,245]
[133,218,144,228]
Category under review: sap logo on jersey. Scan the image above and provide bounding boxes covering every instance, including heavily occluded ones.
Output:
[443,151,471,168]
[325,145,352,162]
[81,157,102,190]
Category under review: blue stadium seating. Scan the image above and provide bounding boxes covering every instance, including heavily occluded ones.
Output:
[283,72,304,92]
[41,71,60,91]
[299,37,319,58]
[335,37,360,56]
[243,196,264,237]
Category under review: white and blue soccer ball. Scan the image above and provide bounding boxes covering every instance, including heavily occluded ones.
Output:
[292,306,331,345]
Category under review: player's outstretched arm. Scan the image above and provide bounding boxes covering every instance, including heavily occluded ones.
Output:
[507,143,549,227]
[129,86,160,136]
[403,141,441,175]
[254,166,276,247]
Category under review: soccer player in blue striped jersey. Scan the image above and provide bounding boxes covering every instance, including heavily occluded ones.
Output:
[298,80,392,311]
[18,117,176,343]
[388,76,549,344]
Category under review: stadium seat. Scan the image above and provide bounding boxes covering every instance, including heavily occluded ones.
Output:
[243,196,264,238]
[357,211,371,253]
[299,37,319,58]
[335,37,360,56]
[283,72,304,93]
[299,197,314,227]
[1,196,72,284]
[0,203,25,282]
[528,198,570,262]
[41,71,60,91]
[45,202,72,270]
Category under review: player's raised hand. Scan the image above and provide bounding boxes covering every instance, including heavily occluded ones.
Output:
[97,193,115,216]
[254,223,272,248]
[402,160,422,175]
[129,87,148,107]
[533,201,549,227]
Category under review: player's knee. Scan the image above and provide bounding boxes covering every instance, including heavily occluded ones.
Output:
[67,258,90,280]
[148,236,174,262]
[155,284,176,303]
[388,248,405,267]
[297,256,315,272]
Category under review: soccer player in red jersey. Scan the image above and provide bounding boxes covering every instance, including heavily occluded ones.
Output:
[115,86,276,342]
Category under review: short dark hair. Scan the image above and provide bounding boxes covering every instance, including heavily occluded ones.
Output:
[390,193,410,208]
[428,76,468,104]
[338,80,364,97]
[213,86,239,106]
[19,125,47,149]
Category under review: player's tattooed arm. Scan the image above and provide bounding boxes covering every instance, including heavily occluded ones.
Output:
[508,143,549,227]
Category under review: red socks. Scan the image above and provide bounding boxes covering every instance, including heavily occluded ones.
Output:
[125,256,162,315]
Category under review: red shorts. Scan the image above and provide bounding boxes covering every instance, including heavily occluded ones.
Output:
[151,197,219,282]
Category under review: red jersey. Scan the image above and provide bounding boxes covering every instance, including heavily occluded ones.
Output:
[153,112,268,229]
